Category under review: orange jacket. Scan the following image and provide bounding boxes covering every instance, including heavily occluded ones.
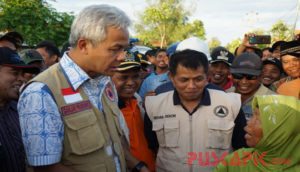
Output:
[121,98,155,172]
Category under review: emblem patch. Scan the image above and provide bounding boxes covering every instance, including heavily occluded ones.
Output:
[105,86,114,102]
[214,105,229,118]
[61,100,92,116]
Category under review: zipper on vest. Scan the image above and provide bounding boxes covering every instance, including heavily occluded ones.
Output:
[189,115,193,172]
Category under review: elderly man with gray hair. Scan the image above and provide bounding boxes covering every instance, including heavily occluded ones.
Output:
[18,4,149,172]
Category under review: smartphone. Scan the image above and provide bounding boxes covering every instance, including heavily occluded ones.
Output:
[249,35,271,44]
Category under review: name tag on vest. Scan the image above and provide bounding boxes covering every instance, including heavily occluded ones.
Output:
[61,100,92,116]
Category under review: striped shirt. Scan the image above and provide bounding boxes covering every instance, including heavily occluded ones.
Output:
[0,100,26,172]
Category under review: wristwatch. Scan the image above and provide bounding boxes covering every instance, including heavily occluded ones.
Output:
[132,161,147,172]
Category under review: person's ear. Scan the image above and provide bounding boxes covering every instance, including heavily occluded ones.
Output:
[77,38,90,55]
[53,55,59,62]
[168,72,175,84]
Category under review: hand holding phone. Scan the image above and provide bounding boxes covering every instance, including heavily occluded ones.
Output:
[249,35,271,44]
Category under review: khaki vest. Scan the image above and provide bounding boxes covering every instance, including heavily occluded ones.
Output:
[27,64,126,172]
[145,89,241,172]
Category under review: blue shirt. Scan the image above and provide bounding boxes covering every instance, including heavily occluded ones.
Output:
[138,72,170,99]
[18,53,124,171]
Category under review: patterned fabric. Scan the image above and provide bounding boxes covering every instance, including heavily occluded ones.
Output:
[18,53,122,171]
[138,72,170,99]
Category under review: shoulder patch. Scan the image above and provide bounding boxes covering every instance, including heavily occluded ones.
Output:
[105,83,114,102]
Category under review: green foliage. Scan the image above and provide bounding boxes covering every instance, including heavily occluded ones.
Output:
[225,20,292,53]
[207,37,221,51]
[134,0,205,47]
[225,38,242,54]
[270,20,292,43]
[0,0,74,47]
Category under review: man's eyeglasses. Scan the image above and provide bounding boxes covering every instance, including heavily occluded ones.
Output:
[232,73,259,80]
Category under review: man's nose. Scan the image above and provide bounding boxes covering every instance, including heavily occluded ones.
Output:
[117,51,126,61]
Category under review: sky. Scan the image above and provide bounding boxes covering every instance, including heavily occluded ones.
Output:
[48,0,300,46]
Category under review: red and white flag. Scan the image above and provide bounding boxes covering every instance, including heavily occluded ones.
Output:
[61,88,83,104]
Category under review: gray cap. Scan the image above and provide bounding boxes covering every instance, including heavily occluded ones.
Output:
[19,49,44,64]
[230,52,262,76]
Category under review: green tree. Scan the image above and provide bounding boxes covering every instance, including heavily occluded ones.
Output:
[225,20,292,53]
[225,38,242,54]
[270,20,292,43]
[134,0,205,47]
[207,37,221,51]
[0,0,74,47]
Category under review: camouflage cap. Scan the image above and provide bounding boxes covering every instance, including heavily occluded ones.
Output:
[19,49,44,64]
[116,51,141,72]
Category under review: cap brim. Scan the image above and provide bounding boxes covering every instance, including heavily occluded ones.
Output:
[230,68,261,76]
[1,64,40,74]
[271,41,286,52]
[116,65,140,72]
[263,60,277,65]
[140,60,151,65]
[27,59,44,64]
[210,60,231,66]
[263,61,283,73]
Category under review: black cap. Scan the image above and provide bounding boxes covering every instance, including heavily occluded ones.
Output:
[135,52,151,65]
[0,31,24,49]
[271,41,286,52]
[280,40,300,57]
[263,57,283,73]
[210,46,234,66]
[0,47,39,74]
[245,46,262,58]
[230,52,262,76]
[116,51,141,72]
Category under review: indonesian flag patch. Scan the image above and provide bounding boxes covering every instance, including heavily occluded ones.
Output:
[61,87,83,104]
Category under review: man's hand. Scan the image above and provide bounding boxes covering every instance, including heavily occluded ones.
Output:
[140,166,151,172]
[236,33,258,56]
[120,136,151,172]
[242,33,258,47]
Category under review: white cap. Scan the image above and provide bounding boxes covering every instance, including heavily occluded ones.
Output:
[176,37,211,60]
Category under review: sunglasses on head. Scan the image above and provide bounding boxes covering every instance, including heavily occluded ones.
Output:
[232,73,259,80]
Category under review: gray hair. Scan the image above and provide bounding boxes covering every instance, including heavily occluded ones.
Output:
[69,4,131,48]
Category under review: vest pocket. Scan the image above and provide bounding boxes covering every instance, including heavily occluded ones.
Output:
[64,111,105,155]
[152,122,165,147]
[164,120,180,147]
[153,120,180,147]
[206,119,235,150]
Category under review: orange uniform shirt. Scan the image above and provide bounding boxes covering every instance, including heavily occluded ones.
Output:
[121,99,155,171]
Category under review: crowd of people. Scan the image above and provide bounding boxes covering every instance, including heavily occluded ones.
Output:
[0,4,299,172]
